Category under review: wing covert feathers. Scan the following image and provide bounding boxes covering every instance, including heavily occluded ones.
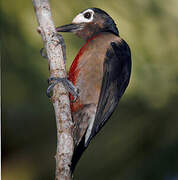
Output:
[86,39,132,146]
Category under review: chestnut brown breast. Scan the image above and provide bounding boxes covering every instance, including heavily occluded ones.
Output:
[68,32,120,112]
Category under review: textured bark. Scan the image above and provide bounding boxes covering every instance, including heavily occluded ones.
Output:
[32,0,74,179]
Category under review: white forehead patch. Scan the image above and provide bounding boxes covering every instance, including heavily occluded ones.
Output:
[72,9,94,24]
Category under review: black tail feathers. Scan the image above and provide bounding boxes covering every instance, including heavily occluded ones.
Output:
[70,134,87,174]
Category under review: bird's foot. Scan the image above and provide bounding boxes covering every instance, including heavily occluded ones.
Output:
[40,34,66,63]
[46,77,79,102]
[40,47,48,59]
[56,33,66,64]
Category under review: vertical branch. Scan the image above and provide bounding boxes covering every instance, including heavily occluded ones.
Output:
[32,0,74,179]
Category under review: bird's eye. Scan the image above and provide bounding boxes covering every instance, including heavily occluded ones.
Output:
[84,12,91,19]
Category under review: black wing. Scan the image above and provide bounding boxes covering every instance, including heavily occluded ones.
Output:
[85,39,132,146]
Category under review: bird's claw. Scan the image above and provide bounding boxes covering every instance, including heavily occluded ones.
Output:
[56,34,66,63]
[40,34,66,61]
[71,88,80,103]
[46,77,79,102]
[40,48,48,59]
[46,78,59,98]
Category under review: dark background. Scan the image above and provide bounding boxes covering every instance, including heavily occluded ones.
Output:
[2,0,178,179]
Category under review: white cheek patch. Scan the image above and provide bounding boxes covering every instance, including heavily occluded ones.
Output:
[72,9,94,24]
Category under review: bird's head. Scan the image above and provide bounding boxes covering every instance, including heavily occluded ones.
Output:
[56,8,119,41]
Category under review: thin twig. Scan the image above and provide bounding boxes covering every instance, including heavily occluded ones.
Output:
[32,0,74,179]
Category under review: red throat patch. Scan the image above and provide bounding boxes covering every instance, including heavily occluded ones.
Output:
[68,35,100,112]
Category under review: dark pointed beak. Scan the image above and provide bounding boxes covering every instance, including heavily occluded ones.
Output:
[56,23,83,33]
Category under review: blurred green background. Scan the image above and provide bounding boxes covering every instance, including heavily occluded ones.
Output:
[2,0,178,179]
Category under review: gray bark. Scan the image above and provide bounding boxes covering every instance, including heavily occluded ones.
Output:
[32,0,74,179]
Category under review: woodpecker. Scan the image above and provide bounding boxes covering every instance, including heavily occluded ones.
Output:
[49,8,132,173]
